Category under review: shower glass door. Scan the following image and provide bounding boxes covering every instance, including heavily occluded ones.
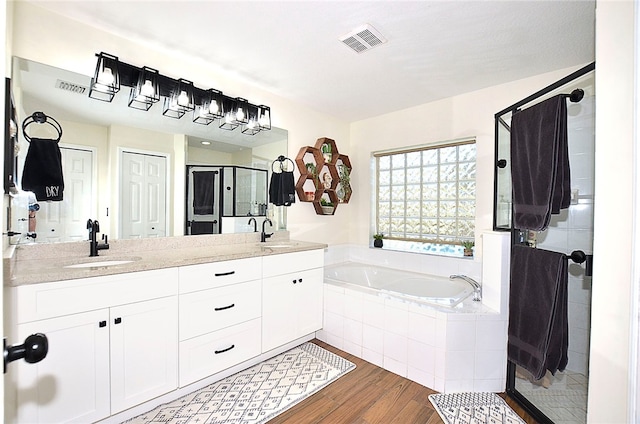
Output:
[496,67,595,424]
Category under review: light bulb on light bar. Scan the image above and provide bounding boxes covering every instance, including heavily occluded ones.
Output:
[140,80,155,97]
[177,91,189,107]
[97,68,114,86]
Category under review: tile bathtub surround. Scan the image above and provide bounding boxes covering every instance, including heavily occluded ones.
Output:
[320,231,512,393]
[317,284,508,393]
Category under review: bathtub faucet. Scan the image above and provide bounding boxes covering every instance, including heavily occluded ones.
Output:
[450,275,482,302]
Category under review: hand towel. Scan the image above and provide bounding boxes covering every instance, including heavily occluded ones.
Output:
[510,95,570,231]
[269,171,296,206]
[192,171,215,215]
[21,137,64,201]
[508,244,568,380]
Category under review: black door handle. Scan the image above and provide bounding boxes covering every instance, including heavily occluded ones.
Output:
[4,333,48,373]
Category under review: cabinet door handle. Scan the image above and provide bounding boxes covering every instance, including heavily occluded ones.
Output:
[214,271,235,277]
[298,278,303,283]
[98,321,107,328]
[292,279,297,284]
[114,317,122,325]
[214,344,235,354]
[214,303,235,311]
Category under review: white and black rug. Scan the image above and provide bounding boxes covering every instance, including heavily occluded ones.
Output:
[428,392,526,424]
[125,342,355,424]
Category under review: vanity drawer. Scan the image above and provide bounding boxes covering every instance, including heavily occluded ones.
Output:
[179,280,261,340]
[179,257,262,294]
[12,268,178,323]
[178,318,261,387]
[262,249,324,278]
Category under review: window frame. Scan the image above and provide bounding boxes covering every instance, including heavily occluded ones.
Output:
[373,138,476,250]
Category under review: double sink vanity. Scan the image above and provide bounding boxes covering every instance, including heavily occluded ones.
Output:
[4,232,326,423]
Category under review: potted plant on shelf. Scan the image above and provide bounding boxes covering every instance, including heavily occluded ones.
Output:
[305,162,319,186]
[320,198,334,215]
[338,165,351,202]
[373,233,384,248]
[461,240,474,256]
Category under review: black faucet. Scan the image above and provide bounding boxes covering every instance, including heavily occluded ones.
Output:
[248,217,257,232]
[261,218,273,242]
[87,219,109,257]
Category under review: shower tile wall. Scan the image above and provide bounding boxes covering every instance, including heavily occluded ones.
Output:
[534,97,595,375]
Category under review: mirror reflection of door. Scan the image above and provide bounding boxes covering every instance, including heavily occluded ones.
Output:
[119,151,167,239]
[38,146,94,243]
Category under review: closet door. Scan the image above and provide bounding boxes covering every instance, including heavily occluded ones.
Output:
[38,147,94,242]
[120,151,167,239]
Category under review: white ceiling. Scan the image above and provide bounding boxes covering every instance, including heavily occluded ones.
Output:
[24,0,595,122]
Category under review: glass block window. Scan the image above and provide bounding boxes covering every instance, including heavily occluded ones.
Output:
[374,140,476,249]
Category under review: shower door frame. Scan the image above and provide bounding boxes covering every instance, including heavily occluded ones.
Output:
[493,61,595,424]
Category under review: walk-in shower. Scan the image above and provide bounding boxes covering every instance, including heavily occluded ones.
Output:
[494,63,595,424]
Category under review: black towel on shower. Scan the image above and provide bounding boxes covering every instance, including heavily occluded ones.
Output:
[508,244,568,380]
[192,171,215,215]
[269,171,296,206]
[510,94,570,231]
[21,137,64,201]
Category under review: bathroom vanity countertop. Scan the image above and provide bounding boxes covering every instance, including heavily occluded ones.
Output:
[6,234,327,286]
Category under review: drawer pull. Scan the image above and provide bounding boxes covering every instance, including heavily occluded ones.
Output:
[214,271,235,277]
[214,303,235,311]
[214,344,235,354]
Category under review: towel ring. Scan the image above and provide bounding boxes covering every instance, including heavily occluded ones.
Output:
[22,112,63,143]
[271,155,295,173]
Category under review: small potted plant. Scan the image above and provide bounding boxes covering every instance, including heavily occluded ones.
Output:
[305,162,319,186]
[320,198,334,215]
[373,233,384,248]
[461,240,474,256]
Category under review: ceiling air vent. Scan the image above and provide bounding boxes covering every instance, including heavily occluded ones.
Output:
[55,79,88,95]
[339,24,387,54]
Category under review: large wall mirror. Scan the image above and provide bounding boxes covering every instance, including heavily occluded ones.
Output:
[10,57,288,243]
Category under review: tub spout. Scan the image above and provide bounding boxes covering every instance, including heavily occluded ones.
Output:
[450,274,482,301]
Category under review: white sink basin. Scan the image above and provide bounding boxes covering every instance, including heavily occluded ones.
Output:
[64,259,137,269]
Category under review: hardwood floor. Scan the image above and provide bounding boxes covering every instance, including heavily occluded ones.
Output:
[268,340,539,424]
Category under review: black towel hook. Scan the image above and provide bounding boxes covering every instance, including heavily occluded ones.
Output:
[271,155,295,173]
[22,112,63,143]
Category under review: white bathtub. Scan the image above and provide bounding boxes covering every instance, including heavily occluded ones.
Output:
[324,262,475,308]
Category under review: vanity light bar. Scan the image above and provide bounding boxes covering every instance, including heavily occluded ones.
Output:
[88,52,271,134]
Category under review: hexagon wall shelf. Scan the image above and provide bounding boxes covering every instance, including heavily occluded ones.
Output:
[295,137,352,215]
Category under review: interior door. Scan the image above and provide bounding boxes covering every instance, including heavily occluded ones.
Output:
[38,147,94,242]
[120,151,167,239]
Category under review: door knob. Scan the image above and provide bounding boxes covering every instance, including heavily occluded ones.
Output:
[4,333,48,373]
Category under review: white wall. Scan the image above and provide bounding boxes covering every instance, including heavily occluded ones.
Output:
[589,1,637,422]
[9,1,352,246]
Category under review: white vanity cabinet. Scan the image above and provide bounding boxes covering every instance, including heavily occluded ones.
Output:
[178,257,263,387]
[9,269,178,424]
[261,250,324,352]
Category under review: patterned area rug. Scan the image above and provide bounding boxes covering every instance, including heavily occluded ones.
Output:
[125,342,355,424]
[428,392,526,424]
